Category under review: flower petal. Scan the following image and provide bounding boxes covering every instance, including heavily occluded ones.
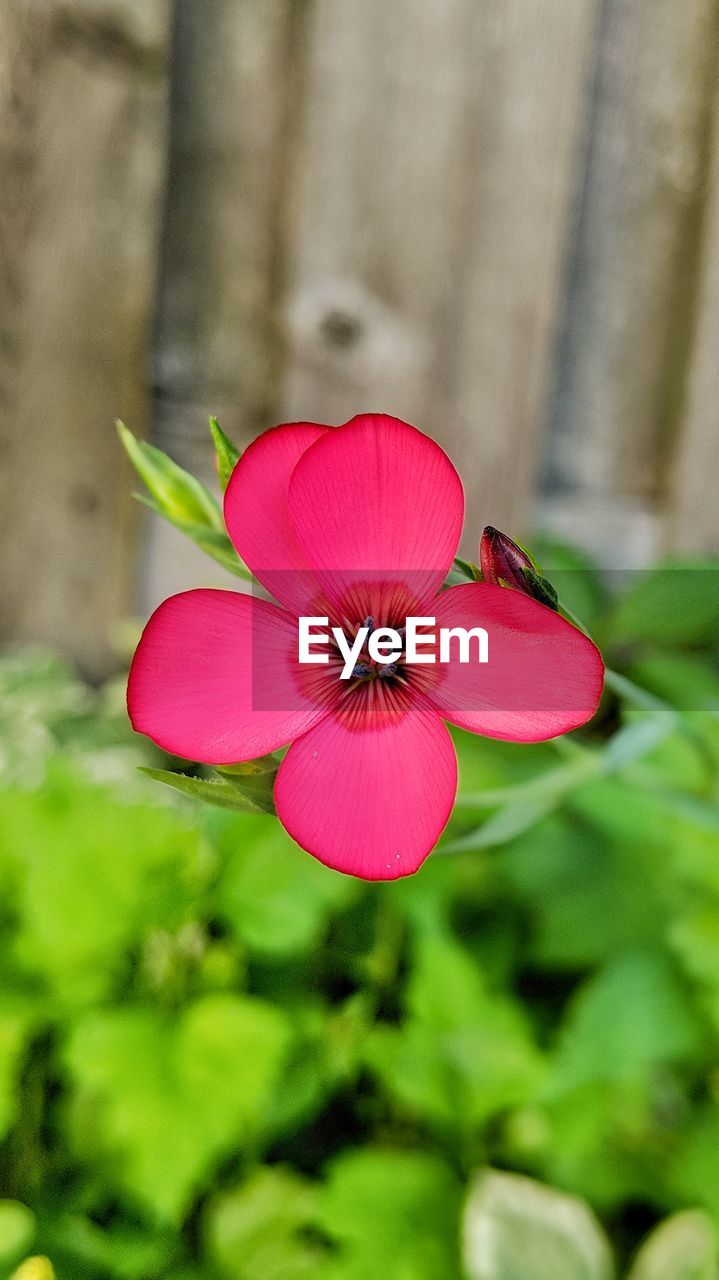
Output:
[274,692,457,879]
[286,414,464,617]
[128,589,334,763]
[224,421,332,614]
[424,582,604,741]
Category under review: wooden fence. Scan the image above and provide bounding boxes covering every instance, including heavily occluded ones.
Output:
[1,0,719,675]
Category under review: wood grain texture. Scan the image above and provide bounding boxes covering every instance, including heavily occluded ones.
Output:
[143,0,297,613]
[668,83,719,554]
[547,0,717,507]
[281,0,599,550]
[0,0,171,675]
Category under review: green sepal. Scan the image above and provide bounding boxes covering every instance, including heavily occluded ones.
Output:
[209,416,241,490]
[215,758,280,815]
[521,566,559,611]
[453,557,483,582]
[139,767,276,815]
[134,493,252,580]
[118,421,221,529]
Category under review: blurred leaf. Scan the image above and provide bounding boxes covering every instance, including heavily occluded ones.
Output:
[117,422,221,529]
[1,764,205,1004]
[463,1169,614,1280]
[669,1107,719,1222]
[209,417,241,491]
[205,1166,328,1280]
[216,814,355,956]
[0,1007,36,1143]
[501,810,671,969]
[550,951,703,1093]
[318,1149,463,1280]
[605,561,719,648]
[0,1203,36,1269]
[364,935,544,1134]
[63,994,291,1223]
[627,1210,719,1280]
[141,767,276,815]
[8,1261,54,1280]
[626,652,719,715]
[38,1212,174,1280]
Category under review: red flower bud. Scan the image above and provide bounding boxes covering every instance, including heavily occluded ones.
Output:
[479,526,559,610]
[479,526,533,589]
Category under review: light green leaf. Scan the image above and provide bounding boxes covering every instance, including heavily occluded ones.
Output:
[463,1169,614,1280]
[9,1260,55,1280]
[0,1202,36,1269]
[550,951,702,1094]
[140,768,275,814]
[209,416,241,490]
[364,936,544,1134]
[205,1167,328,1280]
[134,492,251,578]
[605,561,719,648]
[319,1149,463,1280]
[2,763,205,1004]
[63,994,291,1223]
[117,421,221,529]
[627,1211,718,1280]
[215,814,355,956]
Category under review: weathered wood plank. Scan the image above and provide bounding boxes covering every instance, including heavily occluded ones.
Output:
[668,80,719,554]
[144,0,296,612]
[547,0,717,520]
[0,0,171,675]
[281,0,599,550]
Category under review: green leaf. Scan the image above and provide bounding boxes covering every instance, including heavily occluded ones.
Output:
[215,814,355,956]
[63,994,291,1223]
[215,759,279,815]
[1,763,205,1005]
[140,768,275,814]
[205,1167,328,1280]
[9,1260,55,1280]
[550,951,703,1094]
[604,560,719,648]
[364,935,544,1135]
[117,422,221,529]
[627,1211,719,1280]
[521,566,559,610]
[209,417,241,490]
[0,1202,36,1269]
[670,1107,719,1222]
[134,493,251,579]
[318,1149,463,1280]
[462,1170,614,1280]
[0,1007,35,1142]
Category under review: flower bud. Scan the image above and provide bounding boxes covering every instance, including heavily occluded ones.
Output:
[479,526,558,610]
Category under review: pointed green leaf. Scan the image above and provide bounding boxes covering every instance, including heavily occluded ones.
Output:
[117,421,221,528]
[215,762,277,815]
[209,416,241,490]
[140,768,273,814]
[134,492,252,579]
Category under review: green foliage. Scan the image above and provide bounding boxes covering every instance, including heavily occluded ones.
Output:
[209,417,241,491]
[1,547,719,1276]
[118,422,251,579]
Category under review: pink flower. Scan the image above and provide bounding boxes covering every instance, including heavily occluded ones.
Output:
[128,415,604,880]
